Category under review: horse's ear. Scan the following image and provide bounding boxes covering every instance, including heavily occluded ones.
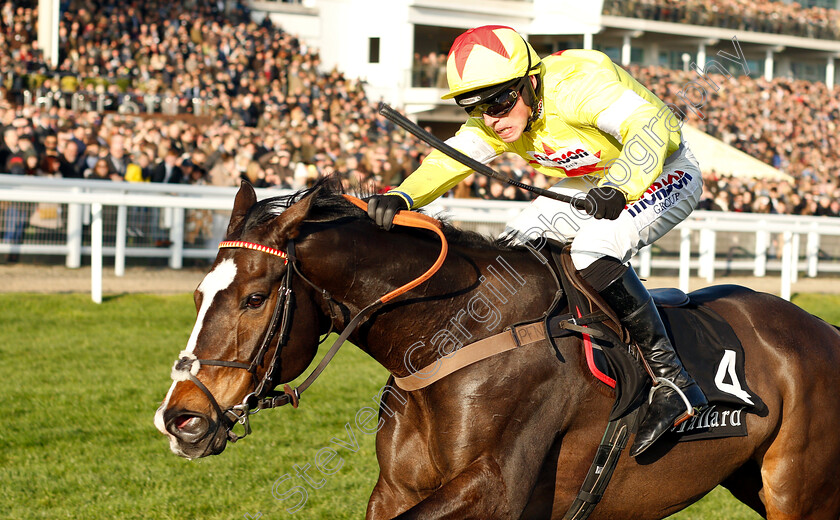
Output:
[267,186,320,243]
[225,181,257,239]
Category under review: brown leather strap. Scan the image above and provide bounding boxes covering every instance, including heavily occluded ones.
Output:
[342,194,448,303]
[393,322,546,391]
[558,247,629,343]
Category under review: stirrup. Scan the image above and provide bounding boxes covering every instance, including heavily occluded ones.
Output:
[648,377,695,420]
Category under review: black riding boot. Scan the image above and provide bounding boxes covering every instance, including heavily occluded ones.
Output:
[597,266,707,457]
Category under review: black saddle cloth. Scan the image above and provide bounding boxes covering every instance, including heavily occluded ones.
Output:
[583,289,767,427]
[661,299,766,414]
[542,242,766,435]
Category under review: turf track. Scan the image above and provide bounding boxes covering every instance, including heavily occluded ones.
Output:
[4,292,839,519]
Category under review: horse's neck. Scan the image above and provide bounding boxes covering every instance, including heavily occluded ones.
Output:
[307,225,559,377]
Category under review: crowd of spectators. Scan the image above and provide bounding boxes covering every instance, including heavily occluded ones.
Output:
[603,0,840,41]
[2,0,840,246]
[630,64,840,216]
[0,0,436,192]
[0,0,542,200]
[412,52,448,89]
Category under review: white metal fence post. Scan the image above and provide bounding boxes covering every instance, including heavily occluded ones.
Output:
[115,204,127,277]
[781,231,793,301]
[679,228,691,292]
[790,232,800,284]
[697,228,707,280]
[639,245,652,279]
[65,189,83,269]
[91,203,103,304]
[169,208,185,269]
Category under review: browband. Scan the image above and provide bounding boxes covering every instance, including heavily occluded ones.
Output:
[219,240,288,263]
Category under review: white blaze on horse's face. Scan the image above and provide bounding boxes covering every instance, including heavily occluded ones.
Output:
[187,258,238,353]
[154,259,238,445]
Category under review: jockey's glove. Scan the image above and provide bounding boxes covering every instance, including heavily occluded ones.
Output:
[368,193,409,231]
[585,187,627,220]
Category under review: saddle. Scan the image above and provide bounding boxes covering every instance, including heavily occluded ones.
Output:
[542,241,765,420]
[543,241,645,420]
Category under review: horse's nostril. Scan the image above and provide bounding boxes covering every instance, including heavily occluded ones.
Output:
[176,415,198,430]
[169,414,208,439]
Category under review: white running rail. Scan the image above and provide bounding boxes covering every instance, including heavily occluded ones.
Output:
[3,176,840,302]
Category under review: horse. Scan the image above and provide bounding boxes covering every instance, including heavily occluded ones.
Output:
[155,179,840,519]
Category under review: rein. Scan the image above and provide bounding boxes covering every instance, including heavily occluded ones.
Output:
[171,194,448,443]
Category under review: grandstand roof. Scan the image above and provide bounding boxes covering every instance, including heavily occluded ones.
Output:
[682,124,792,182]
[600,15,840,53]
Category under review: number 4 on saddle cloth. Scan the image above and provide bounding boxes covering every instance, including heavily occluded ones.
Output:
[546,243,767,443]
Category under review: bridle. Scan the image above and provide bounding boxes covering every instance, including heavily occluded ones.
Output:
[170,239,324,444]
[168,195,448,445]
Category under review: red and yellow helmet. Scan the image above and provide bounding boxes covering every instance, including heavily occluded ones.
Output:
[442,25,542,107]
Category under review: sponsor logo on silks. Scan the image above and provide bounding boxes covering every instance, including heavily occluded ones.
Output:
[626,169,693,218]
[527,143,602,176]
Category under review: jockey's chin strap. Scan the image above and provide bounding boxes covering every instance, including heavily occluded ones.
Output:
[174,194,447,443]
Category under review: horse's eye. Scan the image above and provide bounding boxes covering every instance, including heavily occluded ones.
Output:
[246,294,266,309]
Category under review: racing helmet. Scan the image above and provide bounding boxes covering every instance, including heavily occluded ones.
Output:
[442,25,542,109]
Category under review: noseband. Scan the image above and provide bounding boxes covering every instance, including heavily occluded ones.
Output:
[169,195,448,445]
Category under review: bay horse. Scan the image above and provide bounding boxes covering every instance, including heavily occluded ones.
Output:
[155,179,840,519]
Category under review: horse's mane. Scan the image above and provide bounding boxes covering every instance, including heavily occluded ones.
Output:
[242,175,517,252]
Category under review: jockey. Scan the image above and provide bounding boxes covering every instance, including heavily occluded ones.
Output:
[367,25,707,456]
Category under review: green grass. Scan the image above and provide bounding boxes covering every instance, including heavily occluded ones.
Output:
[2,291,837,519]
[0,293,385,520]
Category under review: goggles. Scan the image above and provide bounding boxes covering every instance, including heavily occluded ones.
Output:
[471,87,521,118]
